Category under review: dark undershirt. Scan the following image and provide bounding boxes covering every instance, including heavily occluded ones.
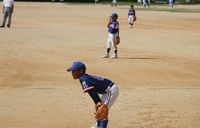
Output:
[88,89,102,104]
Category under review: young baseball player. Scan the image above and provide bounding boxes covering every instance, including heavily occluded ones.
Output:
[128,5,136,28]
[102,13,119,59]
[67,61,119,128]
[0,0,14,28]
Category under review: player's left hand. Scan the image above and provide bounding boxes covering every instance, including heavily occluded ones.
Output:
[115,36,120,45]
[133,16,137,22]
[94,102,108,120]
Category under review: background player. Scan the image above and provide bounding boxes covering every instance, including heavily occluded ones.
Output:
[128,5,136,28]
[60,0,64,4]
[102,13,119,59]
[111,0,117,7]
[169,0,174,9]
[67,61,119,128]
[142,0,148,8]
[0,0,14,28]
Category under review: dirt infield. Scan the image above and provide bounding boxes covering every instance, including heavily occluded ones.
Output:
[0,2,200,128]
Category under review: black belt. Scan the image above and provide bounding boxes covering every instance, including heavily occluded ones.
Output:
[103,82,114,94]
[109,82,114,87]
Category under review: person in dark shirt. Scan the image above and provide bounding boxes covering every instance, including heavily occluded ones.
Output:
[102,13,119,59]
[128,5,136,28]
[67,61,119,128]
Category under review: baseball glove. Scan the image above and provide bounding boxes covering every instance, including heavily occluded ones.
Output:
[133,16,137,22]
[115,36,120,45]
[95,102,108,121]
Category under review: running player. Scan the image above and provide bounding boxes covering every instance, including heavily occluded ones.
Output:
[67,61,119,128]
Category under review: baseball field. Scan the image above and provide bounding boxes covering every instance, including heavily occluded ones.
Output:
[0,2,200,128]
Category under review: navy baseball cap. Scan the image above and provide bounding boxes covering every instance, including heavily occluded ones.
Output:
[67,61,86,72]
[110,13,118,18]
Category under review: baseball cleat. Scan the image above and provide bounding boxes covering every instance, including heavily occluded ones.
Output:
[102,54,110,58]
[91,123,100,128]
[111,54,118,59]
[91,125,99,128]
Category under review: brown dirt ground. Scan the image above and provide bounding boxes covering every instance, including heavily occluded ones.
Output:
[0,2,200,128]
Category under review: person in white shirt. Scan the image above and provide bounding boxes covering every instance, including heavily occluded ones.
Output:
[111,0,117,7]
[0,0,14,28]
[169,0,174,9]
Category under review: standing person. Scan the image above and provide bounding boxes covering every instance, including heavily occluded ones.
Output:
[142,0,147,8]
[169,0,174,9]
[128,5,136,28]
[60,0,64,4]
[102,13,119,59]
[137,0,142,4]
[0,0,14,28]
[147,0,151,7]
[95,0,99,4]
[67,61,119,128]
[146,0,150,7]
[111,0,117,7]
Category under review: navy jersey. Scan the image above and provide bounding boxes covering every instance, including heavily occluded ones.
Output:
[128,9,135,16]
[79,74,113,94]
[108,21,119,34]
[79,74,114,104]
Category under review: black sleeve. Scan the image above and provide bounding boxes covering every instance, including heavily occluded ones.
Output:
[88,89,102,104]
